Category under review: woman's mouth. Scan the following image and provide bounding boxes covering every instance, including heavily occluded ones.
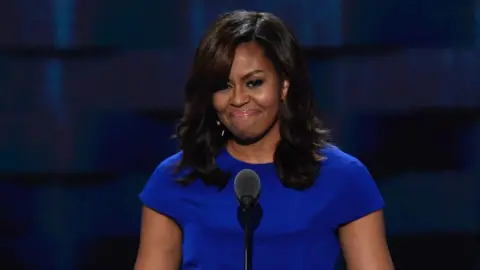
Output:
[229,109,260,117]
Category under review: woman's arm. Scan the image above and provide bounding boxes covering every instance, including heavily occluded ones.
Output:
[134,206,182,270]
[339,210,394,270]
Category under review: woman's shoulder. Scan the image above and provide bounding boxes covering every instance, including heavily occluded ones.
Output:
[142,151,187,193]
[318,144,384,225]
[155,151,184,172]
[317,143,378,191]
[150,150,194,179]
[139,151,192,225]
[320,144,365,170]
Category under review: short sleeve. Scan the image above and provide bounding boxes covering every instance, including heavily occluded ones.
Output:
[139,156,188,227]
[333,159,385,226]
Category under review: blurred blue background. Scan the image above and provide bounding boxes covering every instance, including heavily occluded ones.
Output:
[0,0,479,269]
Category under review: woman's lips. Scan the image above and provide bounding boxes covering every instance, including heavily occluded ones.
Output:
[229,110,260,117]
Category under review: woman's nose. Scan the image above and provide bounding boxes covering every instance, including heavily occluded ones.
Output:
[230,87,250,107]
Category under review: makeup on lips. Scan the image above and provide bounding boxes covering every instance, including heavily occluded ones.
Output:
[229,109,261,118]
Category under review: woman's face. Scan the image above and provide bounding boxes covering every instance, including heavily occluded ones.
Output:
[213,41,289,142]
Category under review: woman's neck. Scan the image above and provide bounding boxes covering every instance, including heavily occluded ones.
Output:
[226,124,280,164]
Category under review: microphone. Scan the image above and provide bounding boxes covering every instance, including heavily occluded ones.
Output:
[234,169,261,270]
[234,169,261,210]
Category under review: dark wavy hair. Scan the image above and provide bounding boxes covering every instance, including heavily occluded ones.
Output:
[175,10,329,190]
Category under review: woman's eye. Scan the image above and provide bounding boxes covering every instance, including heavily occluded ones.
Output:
[247,79,263,88]
[217,83,233,92]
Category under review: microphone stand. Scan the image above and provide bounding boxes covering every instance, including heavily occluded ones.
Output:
[240,196,254,270]
[243,207,253,270]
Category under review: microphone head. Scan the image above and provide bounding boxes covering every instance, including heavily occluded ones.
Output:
[234,169,261,209]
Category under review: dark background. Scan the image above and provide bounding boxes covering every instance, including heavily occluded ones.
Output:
[0,0,479,269]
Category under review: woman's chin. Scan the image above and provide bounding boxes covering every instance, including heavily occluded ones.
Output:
[230,131,264,145]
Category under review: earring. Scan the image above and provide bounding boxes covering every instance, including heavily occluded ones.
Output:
[216,120,224,136]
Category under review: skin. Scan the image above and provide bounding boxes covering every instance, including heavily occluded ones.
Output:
[135,206,181,270]
[213,41,289,164]
[339,210,394,270]
[135,41,394,270]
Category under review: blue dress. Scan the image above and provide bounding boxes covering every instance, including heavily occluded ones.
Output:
[139,145,384,269]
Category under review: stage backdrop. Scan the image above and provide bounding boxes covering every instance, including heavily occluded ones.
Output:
[0,1,478,269]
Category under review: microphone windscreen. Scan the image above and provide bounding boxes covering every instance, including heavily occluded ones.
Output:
[234,169,261,201]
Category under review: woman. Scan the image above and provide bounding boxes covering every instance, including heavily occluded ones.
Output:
[135,10,393,270]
